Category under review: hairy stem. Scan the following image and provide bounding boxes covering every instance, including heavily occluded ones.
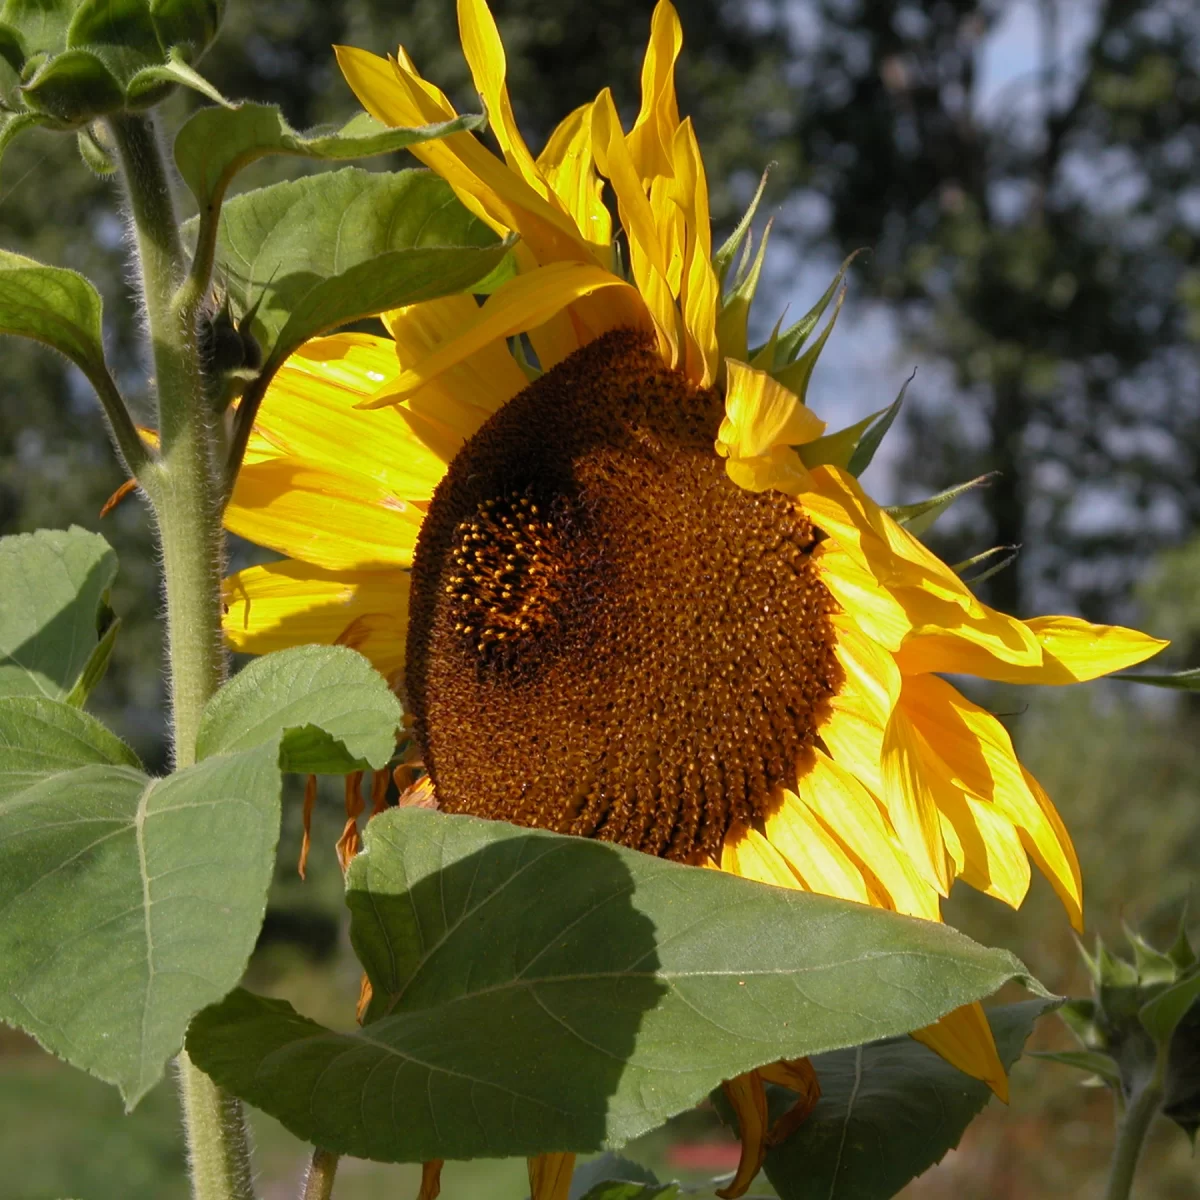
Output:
[107,111,255,1200]
[1104,1052,1166,1200]
[300,1148,340,1200]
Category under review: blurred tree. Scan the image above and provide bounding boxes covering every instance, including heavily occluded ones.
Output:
[761,0,1200,620]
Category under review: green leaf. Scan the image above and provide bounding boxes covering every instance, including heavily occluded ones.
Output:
[63,614,119,707]
[0,250,109,383]
[886,474,995,538]
[0,696,141,793]
[193,167,512,369]
[19,46,123,123]
[1140,972,1200,1045]
[0,527,118,701]
[125,46,227,107]
[195,644,402,774]
[1,0,73,56]
[1030,1049,1122,1087]
[570,1155,666,1199]
[846,371,912,478]
[1115,666,1200,691]
[188,808,1041,1163]
[174,101,483,214]
[758,1000,1055,1200]
[578,1183,678,1200]
[0,732,282,1106]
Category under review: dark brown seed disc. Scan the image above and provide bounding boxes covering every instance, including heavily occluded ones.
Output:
[405,327,842,863]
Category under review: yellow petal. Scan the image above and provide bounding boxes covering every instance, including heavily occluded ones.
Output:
[669,119,720,385]
[901,673,1082,930]
[591,88,679,363]
[717,1072,768,1200]
[458,0,546,191]
[831,614,901,730]
[725,445,812,494]
[719,822,804,890]
[383,293,528,421]
[895,613,1167,685]
[814,543,912,652]
[880,701,952,895]
[227,459,422,570]
[527,1152,575,1200]
[335,45,593,266]
[254,335,450,500]
[792,748,940,921]
[766,788,870,904]
[819,695,886,797]
[222,560,410,677]
[537,100,613,257]
[935,773,1031,910]
[360,262,645,408]
[911,1001,1009,1101]
[719,360,826,458]
[628,0,683,180]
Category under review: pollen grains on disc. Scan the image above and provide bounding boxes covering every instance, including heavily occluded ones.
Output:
[405,327,843,864]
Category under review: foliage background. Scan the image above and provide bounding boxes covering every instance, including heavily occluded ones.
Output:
[1,0,1197,1195]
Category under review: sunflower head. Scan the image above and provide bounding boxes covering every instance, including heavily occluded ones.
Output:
[222,0,1167,1127]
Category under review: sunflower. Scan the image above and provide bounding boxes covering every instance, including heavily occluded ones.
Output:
[220,2,1166,1195]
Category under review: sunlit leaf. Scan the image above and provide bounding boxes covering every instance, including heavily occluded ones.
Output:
[195,643,401,774]
[188,808,1042,1163]
[174,101,483,214]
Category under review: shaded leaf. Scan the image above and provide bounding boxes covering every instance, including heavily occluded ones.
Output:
[1141,972,1200,1045]
[19,46,124,123]
[63,614,119,707]
[189,808,1041,1163]
[0,250,108,381]
[758,1000,1056,1200]
[0,526,118,701]
[195,643,401,773]
[174,100,483,214]
[570,1154,664,1199]
[579,1183,678,1200]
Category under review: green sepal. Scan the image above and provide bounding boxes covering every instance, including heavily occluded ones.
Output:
[75,121,115,174]
[1114,666,1200,691]
[1031,1048,1123,1087]
[953,545,1020,585]
[1140,972,1200,1045]
[768,249,864,371]
[713,166,768,290]
[124,46,226,107]
[0,110,47,171]
[714,215,771,363]
[1169,910,1196,972]
[20,46,122,123]
[887,473,994,537]
[771,282,846,405]
[0,21,24,74]
[1058,997,1102,1047]
[845,371,910,477]
[148,0,224,59]
[1125,922,1180,986]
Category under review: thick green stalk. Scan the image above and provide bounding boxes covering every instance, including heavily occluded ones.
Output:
[106,112,255,1200]
[1103,1051,1166,1200]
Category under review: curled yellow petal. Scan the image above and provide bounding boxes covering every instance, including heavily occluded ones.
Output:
[717,1071,768,1199]
[361,263,645,409]
[628,0,683,179]
[719,359,826,458]
[527,1152,575,1200]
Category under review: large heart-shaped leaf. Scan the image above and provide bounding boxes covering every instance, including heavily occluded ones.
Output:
[756,1000,1056,1200]
[187,808,1041,1162]
[195,643,401,773]
[174,101,484,216]
[0,527,117,701]
[0,705,281,1107]
[191,167,512,368]
[0,634,405,1105]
